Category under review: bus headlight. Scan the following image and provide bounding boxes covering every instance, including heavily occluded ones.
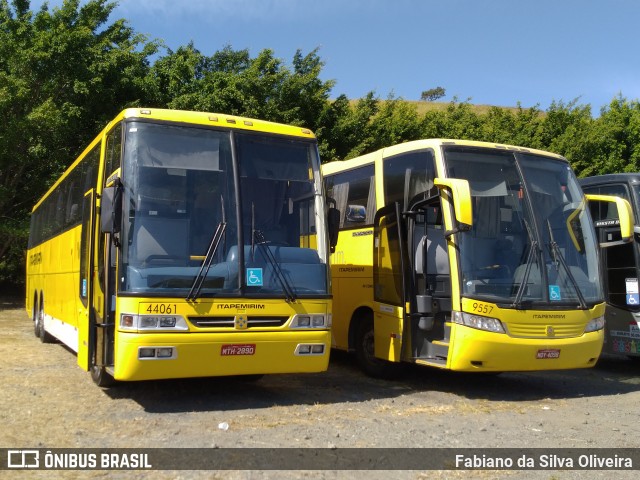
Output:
[452,311,505,334]
[120,314,189,332]
[291,314,329,329]
[585,315,605,333]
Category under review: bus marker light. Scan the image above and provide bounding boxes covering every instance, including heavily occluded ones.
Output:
[295,344,325,355]
[311,315,325,327]
[140,317,158,328]
[122,315,134,328]
[139,348,155,358]
[159,317,177,328]
[453,311,505,334]
[156,347,174,358]
[585,316,605,333]
[291,314,328,329]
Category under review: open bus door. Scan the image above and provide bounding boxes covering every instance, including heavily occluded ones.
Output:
[77,190,95,372]
[366,202,409,377]
[595,224,640,356]
[87,183,120,386]
[78,187,113,385]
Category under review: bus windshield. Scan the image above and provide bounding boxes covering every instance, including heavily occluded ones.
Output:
[444,146,601,307]
[119,121,328,297]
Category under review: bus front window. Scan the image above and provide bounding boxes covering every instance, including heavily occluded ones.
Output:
[444,147,601,307]
[120,122,238,295]
[119,122,329,297]
[235,133,329,297]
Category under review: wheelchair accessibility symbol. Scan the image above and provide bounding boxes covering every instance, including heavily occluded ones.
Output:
[549,285,561,301]
[246,268,263,286]
[627,293,639,305]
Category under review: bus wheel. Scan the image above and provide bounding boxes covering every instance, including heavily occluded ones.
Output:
[32,297,39,338]
[90,365,115,387]
[37,302,54,344]
[354,316,397,379]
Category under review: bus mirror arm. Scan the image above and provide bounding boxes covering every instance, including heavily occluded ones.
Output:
[444,222,472,239]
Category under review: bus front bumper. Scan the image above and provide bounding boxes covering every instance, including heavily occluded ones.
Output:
[112,330,331,381]
[448,326,604,372]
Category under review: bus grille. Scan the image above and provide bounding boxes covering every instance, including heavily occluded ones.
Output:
[188,316,289,328]
[506,322,584,338]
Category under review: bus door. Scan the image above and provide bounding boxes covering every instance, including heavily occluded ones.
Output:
[88,183,120,385]
[77,189,96,370]
[597,224,640,356]
[372,202,409,364]
[407,198,452,367]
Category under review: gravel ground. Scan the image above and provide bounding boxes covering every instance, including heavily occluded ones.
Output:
[1,297,639,480]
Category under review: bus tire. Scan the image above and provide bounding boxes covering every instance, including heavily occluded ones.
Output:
[354,315,397,379]
[32,295,39,338]
[37,301,54,344]
[90,365,115,387]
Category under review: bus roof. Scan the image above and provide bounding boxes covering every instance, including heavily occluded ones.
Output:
[117,108,316,139]
[322,138,567,175]
[32,108,316,212]
[580,173,640,187]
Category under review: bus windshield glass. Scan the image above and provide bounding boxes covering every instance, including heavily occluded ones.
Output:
[119,121,328,297]
[444,146,601,307]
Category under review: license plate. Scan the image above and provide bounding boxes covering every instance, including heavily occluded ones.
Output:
[536,349,560,359]
[221,344,256,356]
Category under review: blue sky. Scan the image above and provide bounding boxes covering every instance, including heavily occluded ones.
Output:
[32,0,640,112]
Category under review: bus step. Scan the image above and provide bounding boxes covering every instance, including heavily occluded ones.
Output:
[443,322,452,342]
[431,339,449,347]
[415,357,447,368]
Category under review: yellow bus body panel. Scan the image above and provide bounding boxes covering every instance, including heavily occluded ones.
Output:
[111,297,331,381]
[114,330,330,381]
[448,324,603,372]
[447,299,606,371]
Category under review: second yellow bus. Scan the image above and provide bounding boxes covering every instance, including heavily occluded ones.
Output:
[323,139,632,376]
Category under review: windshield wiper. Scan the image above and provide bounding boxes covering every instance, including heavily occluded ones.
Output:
[253,230,296,302]
[546,219,587,309]
[512,218,540,309]
[186,222,227,301]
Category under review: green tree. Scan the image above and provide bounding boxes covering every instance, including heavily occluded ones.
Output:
[421,86,446,102]
[420,98,483,139]
[0,0,157,287]
[146,45,335,131]
[590,96,640,174]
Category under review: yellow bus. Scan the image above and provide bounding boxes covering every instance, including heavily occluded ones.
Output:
[26,108,336,386]
[580,173,640,359]
[323,139,633,376]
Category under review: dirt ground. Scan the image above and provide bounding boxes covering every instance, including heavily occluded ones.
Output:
[1,296,639,480]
